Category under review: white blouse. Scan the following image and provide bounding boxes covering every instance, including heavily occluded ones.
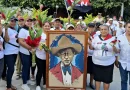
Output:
[4,28,19,55]
[18,28,30,55]
[117,33,130,71]
[92,36,118,66]
[36,33,46,60]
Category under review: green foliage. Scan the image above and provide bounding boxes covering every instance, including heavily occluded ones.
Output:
[84,14,95,25]
[32,8,52,27]
[90,0,129,9]
[60,17,76,26]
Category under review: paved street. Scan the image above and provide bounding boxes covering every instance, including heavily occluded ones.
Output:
[0,66,121,90]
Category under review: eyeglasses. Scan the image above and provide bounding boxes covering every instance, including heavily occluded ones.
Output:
[27,19,32,22]
[10,20,16,22]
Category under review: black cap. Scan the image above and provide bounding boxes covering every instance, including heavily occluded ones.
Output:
[88,23,95,27]
[10,16,18,21]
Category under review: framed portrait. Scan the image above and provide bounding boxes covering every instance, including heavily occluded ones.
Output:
[46,31,88,90]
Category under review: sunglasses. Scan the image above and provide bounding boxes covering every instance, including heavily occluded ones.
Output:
[18,19,24,22]
[10,20,16,22]
[0,16,2,18]
[27,19,32,22]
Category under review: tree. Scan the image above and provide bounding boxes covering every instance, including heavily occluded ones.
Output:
[0,0,65,9]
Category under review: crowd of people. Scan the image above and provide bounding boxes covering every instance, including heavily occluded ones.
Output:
[0,9,129,90]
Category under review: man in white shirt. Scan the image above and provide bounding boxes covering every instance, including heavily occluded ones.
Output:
[115,21,125,37]
[93,13,104,24]
[106,18,116,36]
[113,16,119,27]
[117,22,130,90]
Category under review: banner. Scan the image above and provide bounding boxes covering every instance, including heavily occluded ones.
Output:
[66,0,92,13]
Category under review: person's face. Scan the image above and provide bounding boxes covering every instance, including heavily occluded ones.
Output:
[25,19,32,28]
[59,48,75,66]
[75,24,82,31]
[88,27,95,34]
[33,20,37,26]
[109,20,113,24]
[125,24,130,35]
[98,14,101,18]
[113,16,116,20]
[43,22,51,31]
[119,23,123,27]
[67,27,75,31]
[9,20,16,27]
[18,19,25,26]
[100,26,109,37]
[54,21,61,28]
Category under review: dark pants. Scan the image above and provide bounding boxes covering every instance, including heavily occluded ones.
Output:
[2,57,7,79]
[19,52,31,84]
[119,62,130,90]
[5,54,17,88]
[31,62,36,76]
[36,56,46,86]
[0,58,4,79]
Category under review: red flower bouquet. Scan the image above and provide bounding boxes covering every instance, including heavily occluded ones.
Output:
[25,27,42,67]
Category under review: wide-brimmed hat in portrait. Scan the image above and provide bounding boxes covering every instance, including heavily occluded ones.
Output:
[51,36,82,56]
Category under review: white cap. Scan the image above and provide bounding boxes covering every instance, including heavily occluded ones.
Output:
[66,24,74,29]
[109,18,113,21]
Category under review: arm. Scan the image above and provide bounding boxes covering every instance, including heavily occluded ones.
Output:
[113,30,116,36]
[4,27,10,42]
[18,38,32,50]
[112,45,120,53]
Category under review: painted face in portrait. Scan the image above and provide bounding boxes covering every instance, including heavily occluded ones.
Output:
[58,48,75,66]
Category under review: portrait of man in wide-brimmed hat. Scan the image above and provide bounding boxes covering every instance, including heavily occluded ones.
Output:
[49,36,83,86]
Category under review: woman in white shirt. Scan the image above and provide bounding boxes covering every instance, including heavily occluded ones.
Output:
[0,12,6,79]
[36,22,50,90]
[116,22,130,90]
[4,16,19,90]
[18,17,33,90]
[89,25,118,90]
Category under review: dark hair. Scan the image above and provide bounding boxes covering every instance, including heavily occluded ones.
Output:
[125,21,130,27]
[88,23,95,28]
[42,21,51,26]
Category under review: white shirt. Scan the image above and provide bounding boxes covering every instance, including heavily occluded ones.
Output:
[0,36,4,59]
[115,27,125,37]
[113,20,119,27]
[4,28,19,55]
[92,36,118,66]
[36,33,46,60]
[61,62,72,85]
[18,28,30,55]
[117,33,130,71]
[106,23,116,35]
[93,17,104,23]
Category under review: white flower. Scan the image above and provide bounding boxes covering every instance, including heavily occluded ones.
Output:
[1,20,5,25]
